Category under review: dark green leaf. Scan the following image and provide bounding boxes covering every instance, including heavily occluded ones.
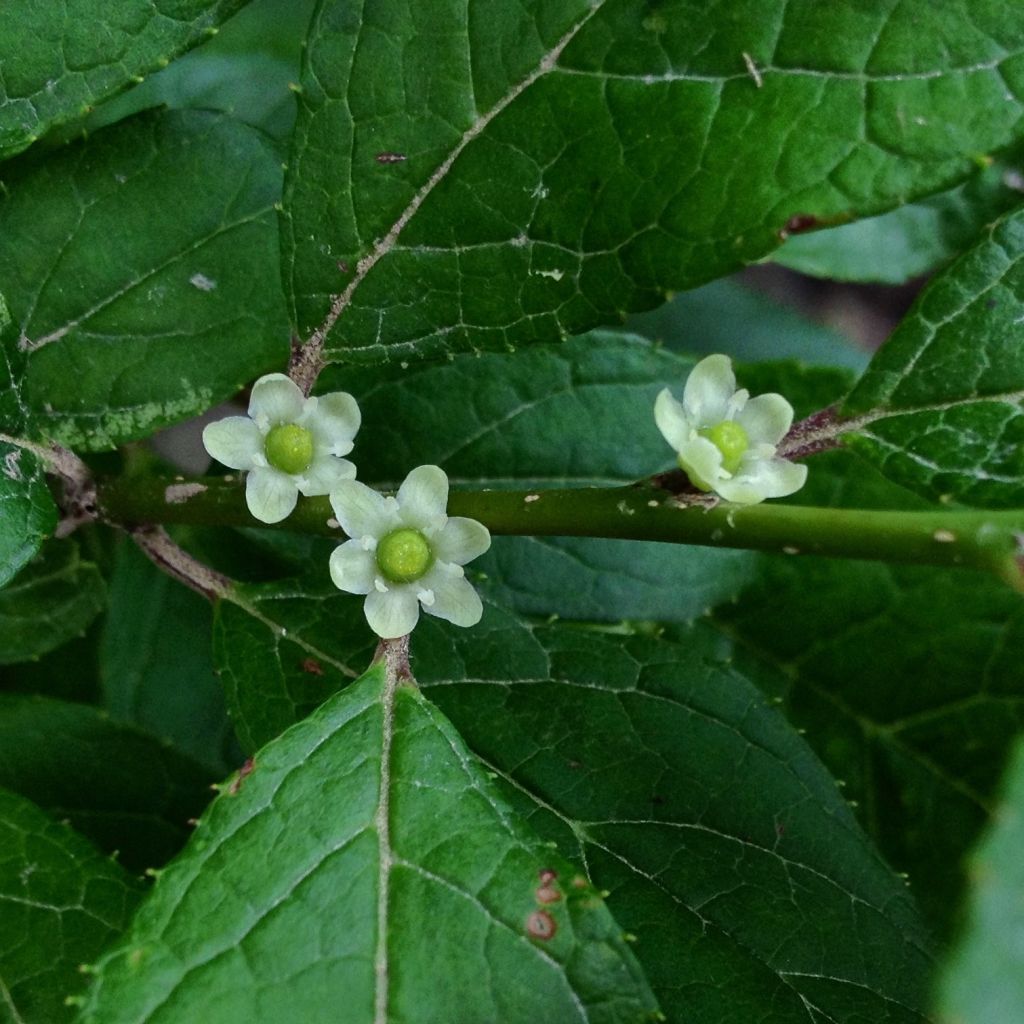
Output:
[213,577,378,751]
[0,695,214,871]
[627,278,870,371]
[0,540,104,665]
[101,540,238,775]
[0,787,143,1024]
[417,618,935,1024]
[711,551,1024,938]
[935,738,1024,1024]
[0,294,57,586]
[0,441,56,590]
[774,153,1024,285]
[78,659,659,1023]
[284,0,1024,363]
[0,621,103,704]
[842,205,1024,506]
[83,0,318,143]
[0,109,288,450]
[0,0,251,159]
[214,585,933,1022]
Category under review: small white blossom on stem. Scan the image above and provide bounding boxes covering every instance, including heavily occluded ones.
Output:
[328,465,491,639]
[655,354,807,504]
[202,373,361,524]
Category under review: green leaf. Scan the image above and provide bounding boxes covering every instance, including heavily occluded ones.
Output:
[711,550,1024,938]
[0,787,143,1024]
[0,541,104,665]
[77,659,659,1023]
[214,588,934,1022]
[101,540,238,775]
[81,0,319,143]
[0,109,288,450]
[283,0,1024,363]
[0,695,214,871]
[935,737,1024,1023]
[417,618,935,1024]
[213,578,379,751]
[0,0,251,159]
[627,278,870,371]
[0,441,56,590]
[842,205,1024,507]
[774,153,1024,285]
[0,295,57,586]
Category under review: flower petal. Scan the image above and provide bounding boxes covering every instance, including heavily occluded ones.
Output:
[330,480,397,539]
[423,568,483,628]
[683,354,734,426]
[304,392,361,457]
[364,586,420,639]
[397,465,448,528]
[433,517,491,564]
[298,455,357,496]
[246,466,299,523]
[736,393,794,446]
[677,436,724,490]
[653,389,692,452]
[202,416,263,470]
[716,458,808,504]
[249,373,304,429]
[329,541,377,595]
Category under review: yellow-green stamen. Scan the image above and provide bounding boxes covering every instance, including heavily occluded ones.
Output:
[376,528,433,583]
[698,420,749,475]
[264,424,314,474]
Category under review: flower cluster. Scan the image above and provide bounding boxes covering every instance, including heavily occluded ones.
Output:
[203,355,806,638]
[203,374,491,639]
[654,354,806,504]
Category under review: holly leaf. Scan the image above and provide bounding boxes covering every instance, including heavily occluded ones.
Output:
[81,0,319,143]
[0,0,251,159]
[214,589,934,1022]
[0,292,57,588]
[0,695,215,871]
[934,738,1024,1023]
[841,205,1024,507]
[0,540,105,664]
[774,152,1024,285]
[283,0,1024,364]
[0,109,288,450]
[0,787,143,1024]
[77,658,659,1023]
[711,549,1024,938]
[101,540,238,776]
[0,441,56,590]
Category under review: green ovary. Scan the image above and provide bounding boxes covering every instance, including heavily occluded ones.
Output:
[264,424,314,474]
[698,420,749,475]
[376,528,433,583]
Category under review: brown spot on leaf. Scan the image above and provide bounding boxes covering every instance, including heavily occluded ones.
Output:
[337,260,350,274]
[536,885,562,905]
[777,213,822,240]
[538,868,558,885]
[526,910,557,940]
[376,152,406,164]
[228,758,255,795]
[302,658,324,676]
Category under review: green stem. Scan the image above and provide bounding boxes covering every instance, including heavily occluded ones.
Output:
[96,474,1024,588]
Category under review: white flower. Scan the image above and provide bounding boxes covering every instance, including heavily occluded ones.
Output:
[654,354,807,504]
[202,373,361,524]
[328,465,491,639]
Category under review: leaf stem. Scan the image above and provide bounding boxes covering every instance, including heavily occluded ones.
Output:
[96,474,1024,588]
